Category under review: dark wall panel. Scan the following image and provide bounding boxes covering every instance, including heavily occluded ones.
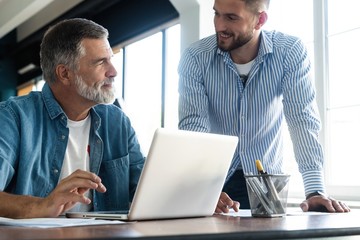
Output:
[0,31,17,101]
[93,0,179,46]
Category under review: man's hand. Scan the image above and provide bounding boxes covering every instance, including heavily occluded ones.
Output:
[215,192,240,214]
[300,195,350,213]
[0,170,106,218]
[38,169,107,217]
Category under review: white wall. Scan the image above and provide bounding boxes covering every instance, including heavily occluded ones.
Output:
[170,0,215,53]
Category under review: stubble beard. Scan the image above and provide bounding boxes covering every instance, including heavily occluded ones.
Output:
[216,30,254,52]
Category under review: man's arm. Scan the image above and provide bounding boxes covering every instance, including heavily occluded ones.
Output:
[178,48,210,132]
[0,170,106,218]
[281,38,350,213]
[0,192,45,218]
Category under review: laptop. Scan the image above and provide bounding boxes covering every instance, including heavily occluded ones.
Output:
[66,128,238,221]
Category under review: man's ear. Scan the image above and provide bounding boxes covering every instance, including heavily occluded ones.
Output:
[255,11,268,30]
[55,64,72,86]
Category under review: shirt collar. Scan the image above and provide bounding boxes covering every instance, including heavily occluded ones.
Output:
[41,82,65,120]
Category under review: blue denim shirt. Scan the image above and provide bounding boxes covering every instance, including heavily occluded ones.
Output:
[0,83,144,211]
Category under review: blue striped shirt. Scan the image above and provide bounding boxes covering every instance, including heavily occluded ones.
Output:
[178,30,325,196]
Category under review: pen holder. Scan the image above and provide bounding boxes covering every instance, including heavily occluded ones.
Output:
[245,174,290,217]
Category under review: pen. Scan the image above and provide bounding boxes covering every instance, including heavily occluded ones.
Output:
[255,159,267,174]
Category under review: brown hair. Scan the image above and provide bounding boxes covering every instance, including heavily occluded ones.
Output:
[241,0,270,14]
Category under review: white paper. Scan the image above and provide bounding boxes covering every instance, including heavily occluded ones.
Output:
[218,207,331,217]
[0,216,125,228]
[286,207,332,216]
[217,209,252,217]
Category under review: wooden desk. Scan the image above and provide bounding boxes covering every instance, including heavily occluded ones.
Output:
[1,209,360,240]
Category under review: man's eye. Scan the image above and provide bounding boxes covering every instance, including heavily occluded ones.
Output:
[227,15,238,21]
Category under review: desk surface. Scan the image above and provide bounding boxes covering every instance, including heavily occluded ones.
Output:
[1,209,360,240]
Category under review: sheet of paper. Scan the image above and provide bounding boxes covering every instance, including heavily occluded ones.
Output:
[219,207,332,217]
[0,217,125,228]
[286,207,332,216]
[217,209,252,217]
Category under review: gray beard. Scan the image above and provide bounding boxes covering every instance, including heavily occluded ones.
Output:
[74,76,115,104]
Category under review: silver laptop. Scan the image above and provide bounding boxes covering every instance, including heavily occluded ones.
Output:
[66,128,238,221]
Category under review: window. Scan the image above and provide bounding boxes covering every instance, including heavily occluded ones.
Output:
[17,82,35,96]
[326,0,360,198]
[164,24,181,129]
[113,23,180,154]
[17,77,45,96]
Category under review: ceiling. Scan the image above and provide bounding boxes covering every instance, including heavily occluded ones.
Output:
[0,0,178,85]
[0,0,79,40]
[0,0,48,39]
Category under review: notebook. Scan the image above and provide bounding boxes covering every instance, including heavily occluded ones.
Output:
[66,128,238,221]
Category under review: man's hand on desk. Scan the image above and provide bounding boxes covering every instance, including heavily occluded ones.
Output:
[300,194,351,213]
[40,169,107,217]
[0,169,106,219]
[215,192,240,213]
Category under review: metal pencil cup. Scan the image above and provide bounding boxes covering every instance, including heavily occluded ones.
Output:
[245,174,290,217]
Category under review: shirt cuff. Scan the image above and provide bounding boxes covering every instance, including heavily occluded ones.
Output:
[301,170,326,197]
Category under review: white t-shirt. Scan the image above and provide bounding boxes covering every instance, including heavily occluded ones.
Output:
[59,114,92,212]
[235,59,254,85]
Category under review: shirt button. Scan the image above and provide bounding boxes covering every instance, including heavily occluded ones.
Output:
[61,135,65,140]
[97,139,101,144]
[53,169,59,174]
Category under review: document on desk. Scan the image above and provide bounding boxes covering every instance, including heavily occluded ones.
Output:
[286,207,332,216]
[0,217,125,228]
[219,209,253,217]
[220,207,332,217]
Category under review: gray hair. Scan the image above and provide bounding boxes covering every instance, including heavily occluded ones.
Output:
[40,18,109,84]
